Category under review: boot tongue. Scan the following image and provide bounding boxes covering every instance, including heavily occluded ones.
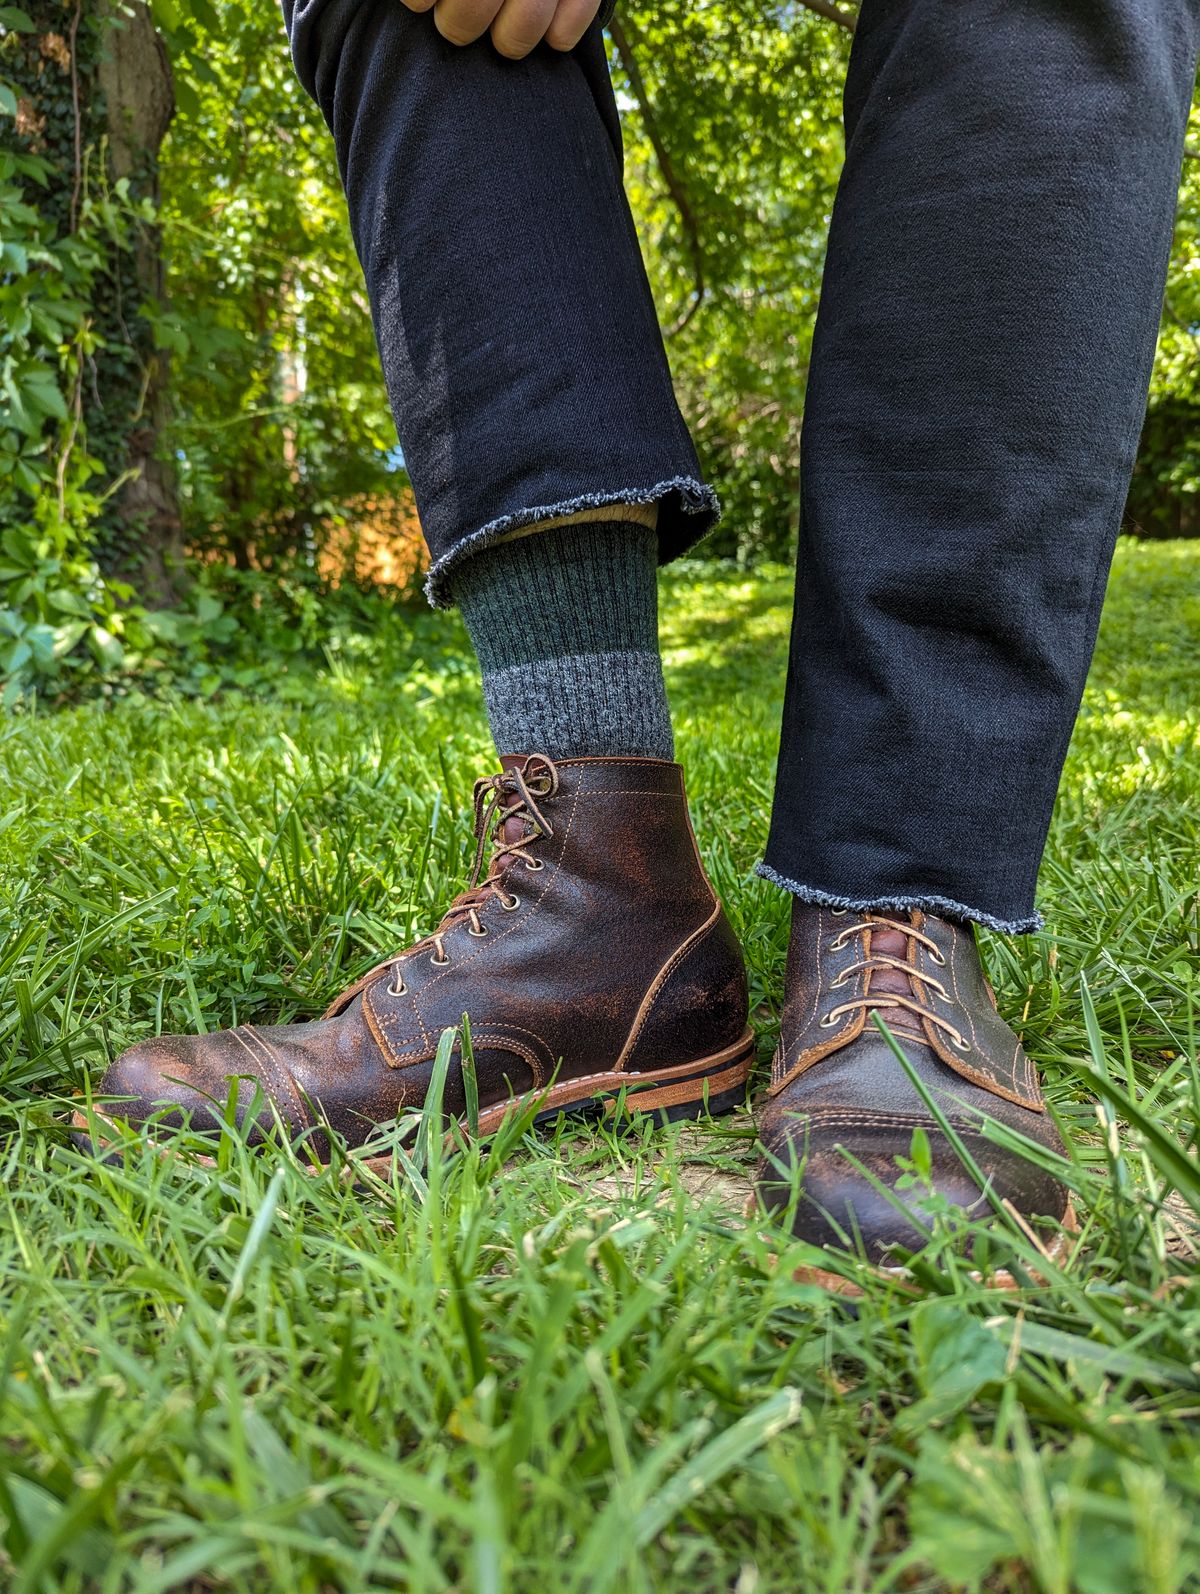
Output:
[497,813,528,848]
[494,755,539,854]
[865,920,928,1027]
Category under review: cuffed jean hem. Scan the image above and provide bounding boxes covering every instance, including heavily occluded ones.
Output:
[754,862,1045,937]
[423,476,720,608]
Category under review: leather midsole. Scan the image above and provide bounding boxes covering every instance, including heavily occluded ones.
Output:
[475,1031,756,1133]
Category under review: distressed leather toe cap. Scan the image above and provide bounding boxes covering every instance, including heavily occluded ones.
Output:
[97,1026,312,1147]
[755,1108,1070,1256]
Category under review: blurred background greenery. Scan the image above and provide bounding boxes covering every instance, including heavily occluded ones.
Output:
[1,0,1198,700]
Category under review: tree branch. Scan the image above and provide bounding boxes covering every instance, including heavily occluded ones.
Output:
[608,10,705,335]
[797,0,857,31]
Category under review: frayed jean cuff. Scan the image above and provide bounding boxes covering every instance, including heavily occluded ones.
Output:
[755,862,1044,936]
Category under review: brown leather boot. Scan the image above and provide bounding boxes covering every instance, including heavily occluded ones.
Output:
[756,904,1071,1258]
[81,754,752,1167]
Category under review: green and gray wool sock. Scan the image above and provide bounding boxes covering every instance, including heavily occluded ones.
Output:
[450,519,674,761]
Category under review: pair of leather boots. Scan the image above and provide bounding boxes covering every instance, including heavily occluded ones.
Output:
[83,754,1071,1260]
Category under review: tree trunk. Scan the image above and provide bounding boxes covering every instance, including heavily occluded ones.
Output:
[96,0,184,605]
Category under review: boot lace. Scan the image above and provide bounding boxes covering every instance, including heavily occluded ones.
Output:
[383,754,559,994]
[818,911,971,1052]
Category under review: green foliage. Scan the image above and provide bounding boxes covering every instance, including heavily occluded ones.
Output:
[0,451,138,700]
[613,1,849,559]
[1130,99,1200,537]
[1,546,1199,1588]
[155,1,398,570]
[136,564,437,698]
[1,1,167,571]
[0,0,400,698]
[0,3,159,697]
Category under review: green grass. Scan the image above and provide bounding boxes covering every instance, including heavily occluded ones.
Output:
[1,538,1198,1592]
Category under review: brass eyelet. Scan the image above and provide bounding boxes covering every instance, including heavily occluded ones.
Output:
[930,949,947,967]
[819,1012,839,1028]
[430,952,450,967]
[525,858,544,872]
[388,976,407,997]
[829,907,847,917]
[501,894,521,912]
[952,1034,971,1052]
[468,924,488,938]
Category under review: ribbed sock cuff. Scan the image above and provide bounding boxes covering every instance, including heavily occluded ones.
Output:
[451,519,674,760]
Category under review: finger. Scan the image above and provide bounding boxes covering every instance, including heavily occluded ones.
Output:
[433,0,503,47]
[398,0,436,13]
[543,0,601,52]
[489,0,557,58]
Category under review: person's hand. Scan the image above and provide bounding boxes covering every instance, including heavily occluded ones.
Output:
[400,0,602,59]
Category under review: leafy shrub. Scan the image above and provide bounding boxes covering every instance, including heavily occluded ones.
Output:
[0,61,157,698]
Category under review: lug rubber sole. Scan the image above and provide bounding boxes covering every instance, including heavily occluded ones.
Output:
[69,1028,756,1179]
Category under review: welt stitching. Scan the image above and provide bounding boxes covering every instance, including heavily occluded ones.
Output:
[792,1113,988,1134]
[471,1071,619,1127]
[439,1061,654,1093]
[510,1053,746,1093]
[547,787,678,798]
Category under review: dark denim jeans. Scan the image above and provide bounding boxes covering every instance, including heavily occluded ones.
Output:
[283,0,714,607]
[283,0,1199,933]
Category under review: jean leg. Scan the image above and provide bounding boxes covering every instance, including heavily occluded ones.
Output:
[281,0,715,605]
[762,0,1200,932]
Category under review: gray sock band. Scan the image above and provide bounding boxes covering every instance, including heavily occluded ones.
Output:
[451,520,674,760]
